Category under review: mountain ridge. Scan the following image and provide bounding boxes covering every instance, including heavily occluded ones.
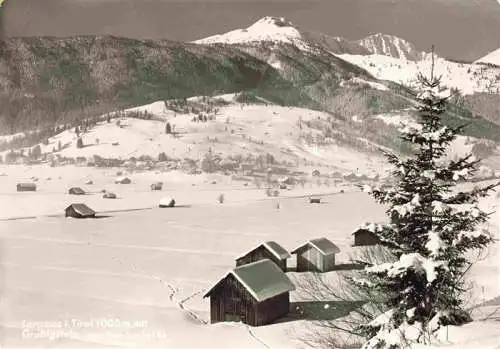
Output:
[193,16,429,62]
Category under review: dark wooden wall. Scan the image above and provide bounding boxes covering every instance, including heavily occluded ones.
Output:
[209,274,257,325]
[255,293,290,326]
[16,185,36,192]
[208,274,290,326]
[65,207,78,218]
[236,245,287,271]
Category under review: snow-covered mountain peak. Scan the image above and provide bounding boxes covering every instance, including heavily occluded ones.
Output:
[192,16,304,47]
[475,48,500,67]
[356,33,427,61]
[251,16,295,28]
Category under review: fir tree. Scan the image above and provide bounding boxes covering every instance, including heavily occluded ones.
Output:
[357,49,499,348]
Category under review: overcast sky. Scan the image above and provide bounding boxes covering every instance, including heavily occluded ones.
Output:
[3,0,500,61]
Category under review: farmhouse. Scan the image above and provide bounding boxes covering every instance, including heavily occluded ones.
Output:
[353,223,382,246]
[291,237,341,272]
[16,183,36,192]
[204,259,295,326]
[235,241,291,271]
[68,187,85,195]
[65,203,96,219]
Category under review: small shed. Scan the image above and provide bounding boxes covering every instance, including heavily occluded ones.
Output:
[16,183,37,192]
[204,259,296,326]
[159,197,175,208]
[291,238,341,272]
[353,223,382,246]
[115,177,131,184]
[65,203,96,218]
[309,196,321,204]
[68,187,85,195]
[235,241,291,271]
[103,192,117,199]
[151,182,163,191]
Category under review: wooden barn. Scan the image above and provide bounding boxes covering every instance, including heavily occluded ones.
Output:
[115,177,131,184]
[235,241,291,271]
[68,187,85,195]
[65,203,96,219]
[309,196,321,204]
[291,238,341,272]
[150,182,163,191]
[204,259,295,326]
[353,223,382,246]
[103,192,117,199]
[159,197,176,208]
[16,183,36,192]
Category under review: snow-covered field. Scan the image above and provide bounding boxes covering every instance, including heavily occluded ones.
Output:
[0,165,499,348]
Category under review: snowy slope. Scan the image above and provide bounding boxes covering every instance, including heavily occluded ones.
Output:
[2,95,386,174]
[337,53,500,95]
[475,48,500,66]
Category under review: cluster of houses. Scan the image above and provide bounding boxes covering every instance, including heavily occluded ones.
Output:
[204,231,381,327]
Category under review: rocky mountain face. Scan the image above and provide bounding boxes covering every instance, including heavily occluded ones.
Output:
[355,33,427,61]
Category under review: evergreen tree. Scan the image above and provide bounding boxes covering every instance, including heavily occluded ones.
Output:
[357,50,499,348]
[165,122,172,134]
[76,137,83,149]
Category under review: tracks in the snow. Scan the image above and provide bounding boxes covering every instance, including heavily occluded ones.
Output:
[246,325,271,349]
[111,256,208,325]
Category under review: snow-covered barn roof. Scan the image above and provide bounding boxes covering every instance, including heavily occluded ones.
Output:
[236,241,291,261]
[204,259,295,302]
[65,203,95,216]
[291,237,341,256]
[17,182,36,188]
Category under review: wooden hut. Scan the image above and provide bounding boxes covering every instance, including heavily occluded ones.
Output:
[159,197,175,208]
[353,223,382,246]
[68,187,85,195]
[309,196,321,204]
[204,259,295,326]
[291,238,341,272]
[115,177,131,184]
[103,192,117,199]
[16,183,36,192]
[150,182,163,191]
[65,203,96,219]
[235,241,291,271]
